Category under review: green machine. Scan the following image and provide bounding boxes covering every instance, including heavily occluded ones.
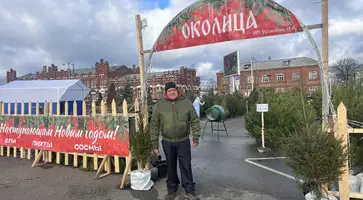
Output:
[202,105,228,141]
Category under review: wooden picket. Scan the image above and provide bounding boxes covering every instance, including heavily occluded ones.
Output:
[0,98,139,189]
[328,103,363,200]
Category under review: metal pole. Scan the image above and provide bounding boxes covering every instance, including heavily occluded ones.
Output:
[246,100,249,113]
[135,15,148,120]
[250,57,254,91]
[261,111,265,148]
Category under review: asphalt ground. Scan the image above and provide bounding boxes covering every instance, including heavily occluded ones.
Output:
[0,117,304,200]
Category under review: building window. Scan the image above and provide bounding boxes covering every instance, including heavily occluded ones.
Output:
[292,72,300,81]
[283,60,291,66]
[277,73,284,82]
[247,76,253,84]
[277,88,285,93]
[309,71,317,80]
[223,78,228,85]
[262,75,269,83]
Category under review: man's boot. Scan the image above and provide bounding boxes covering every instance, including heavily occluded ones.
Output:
[185,192,198,200]
[164,191,177,200]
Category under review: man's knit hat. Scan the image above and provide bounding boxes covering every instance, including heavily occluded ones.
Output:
[165,82,177,92]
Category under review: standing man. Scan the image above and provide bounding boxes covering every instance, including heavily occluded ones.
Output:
[150,82,200,200]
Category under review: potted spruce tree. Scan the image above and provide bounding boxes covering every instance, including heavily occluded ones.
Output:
[281,124,348,200]
[276,90,348,199]
[129,112,154,191]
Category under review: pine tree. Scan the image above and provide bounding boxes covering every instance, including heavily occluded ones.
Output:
[106,83,116,109]
[115,88,123,106]
[97,92,103,106]
[121,82,133,105]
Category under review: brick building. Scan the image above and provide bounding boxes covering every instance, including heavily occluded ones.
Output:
[6,69,16,83]
[216,57,321,96]
[112,67,200,99]
[6,58,200,100]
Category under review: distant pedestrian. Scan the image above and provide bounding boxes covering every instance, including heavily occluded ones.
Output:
[192,97,205,118]
[150,82,201,200]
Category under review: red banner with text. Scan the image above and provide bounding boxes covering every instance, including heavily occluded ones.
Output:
[0,115,129,157]
[154,0,302,52]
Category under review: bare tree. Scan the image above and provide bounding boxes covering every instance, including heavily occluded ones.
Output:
[201,79,217,90]
[332,58,361,83]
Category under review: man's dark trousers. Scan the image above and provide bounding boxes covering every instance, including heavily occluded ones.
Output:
[162,138,195,193]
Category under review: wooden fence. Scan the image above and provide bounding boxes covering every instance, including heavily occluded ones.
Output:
[0,98,139,189]
[328,103,363,200]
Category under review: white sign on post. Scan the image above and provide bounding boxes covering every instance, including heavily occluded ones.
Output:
[256,104,268,112]
[256,104,268,150]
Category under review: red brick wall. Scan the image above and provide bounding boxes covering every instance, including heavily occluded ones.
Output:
[241,65,320,95]
[216,72,224,96]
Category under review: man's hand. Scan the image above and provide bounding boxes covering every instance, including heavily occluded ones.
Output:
[192,141,198,147]
[152,148,160,155]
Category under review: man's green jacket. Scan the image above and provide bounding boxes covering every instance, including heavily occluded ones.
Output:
[150,95,200,149]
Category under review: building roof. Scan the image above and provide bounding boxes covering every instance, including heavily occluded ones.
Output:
[17,73,37,80]
[0,80,90,102]
[70,65,129,76]
[73,68,94,75]
[122,71,168,79]
[109,65,128,72]
[16,64,133,79]
[240,57,318,72]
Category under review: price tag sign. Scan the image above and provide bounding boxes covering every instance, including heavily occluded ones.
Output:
[256,104,268,112]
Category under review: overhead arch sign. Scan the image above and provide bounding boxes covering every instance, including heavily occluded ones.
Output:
[154,0,302,52]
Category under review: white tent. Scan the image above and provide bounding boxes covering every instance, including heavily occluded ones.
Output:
[0,80,90,102]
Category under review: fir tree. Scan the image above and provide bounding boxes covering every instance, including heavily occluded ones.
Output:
[129,112,152,170]
[106,83,116,109]
[121,82,133,104]
[96,92,103,106]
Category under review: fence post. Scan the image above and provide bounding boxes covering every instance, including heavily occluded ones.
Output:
[112,99,120,173]
[101,101,111,173]
[44,100,48,116]
[7,101,10,115]
[73,101,78,167]
[64,101,69,165]
[91,101,98,170]
[120,99,131,189]
[6,102,11,157]
[337,102,349,200]
[48,101,53,162]
[82,101,88,170]
[14,101,18,115]
[0,102,3,156]
[20,101,25,158]
[13,101,18,158]
[56,101,61,164]
[27,101,32,159]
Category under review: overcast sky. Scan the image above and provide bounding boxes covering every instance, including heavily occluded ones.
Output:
[0,0,362,82]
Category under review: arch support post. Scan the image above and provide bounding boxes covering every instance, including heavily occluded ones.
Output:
[135,15,148,121]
